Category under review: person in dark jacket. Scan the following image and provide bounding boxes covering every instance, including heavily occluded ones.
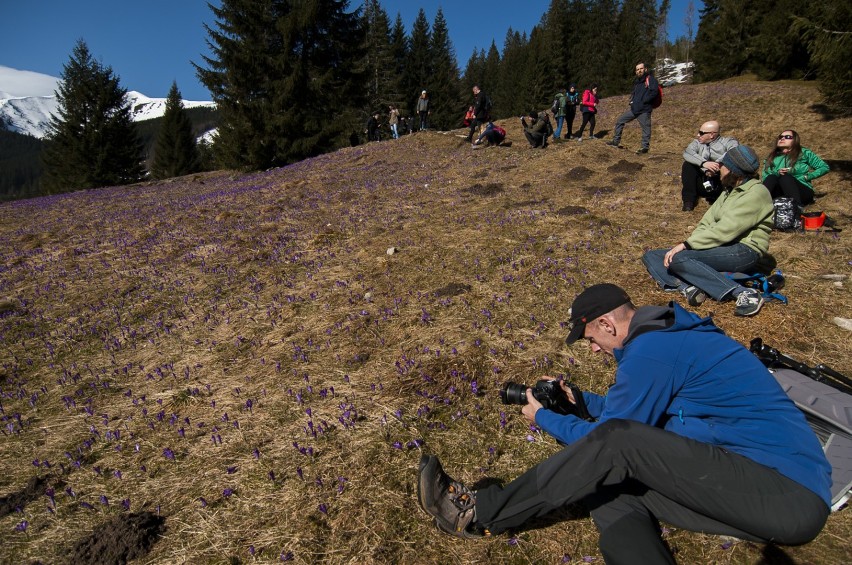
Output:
[466,85,490,142]
[606,62,660,154]
[417,283,830,563]
[565,84,580,139]
[365,112,381,142]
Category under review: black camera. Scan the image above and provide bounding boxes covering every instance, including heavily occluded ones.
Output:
[500,380,592,420]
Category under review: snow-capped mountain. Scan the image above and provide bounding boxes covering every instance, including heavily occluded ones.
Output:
[0,66,215,139]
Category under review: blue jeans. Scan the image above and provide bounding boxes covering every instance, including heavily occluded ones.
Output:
[642,243,761,301]
[612,109,652,149]
[553,115,564,139]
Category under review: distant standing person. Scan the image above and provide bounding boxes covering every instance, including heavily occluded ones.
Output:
[762,129,829,210]
[416,91,430,131]
[366,112,381,142]
[388,105,400,139]
[552,88,567,140]
[466,85,490,142]
[607,62,660,154]
[565,84,580,139]
[681,120,739,211]
[575,84,599,141]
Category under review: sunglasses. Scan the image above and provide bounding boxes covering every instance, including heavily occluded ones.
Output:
[698,130,717,136]
[778,134,794,140]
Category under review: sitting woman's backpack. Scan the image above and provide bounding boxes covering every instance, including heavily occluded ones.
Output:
[773,197,801,231]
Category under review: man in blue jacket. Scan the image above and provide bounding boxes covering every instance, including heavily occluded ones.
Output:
[418,284,831,564]
[607,62,659,154]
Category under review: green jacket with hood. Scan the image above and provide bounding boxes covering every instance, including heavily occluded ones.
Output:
[685,178,773,255]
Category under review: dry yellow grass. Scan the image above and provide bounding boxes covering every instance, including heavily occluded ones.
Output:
[0,78,850,564]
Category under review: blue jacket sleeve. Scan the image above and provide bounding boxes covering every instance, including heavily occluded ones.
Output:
[535,351,677,445]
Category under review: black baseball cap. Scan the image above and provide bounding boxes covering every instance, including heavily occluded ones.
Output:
[565,284,632,345]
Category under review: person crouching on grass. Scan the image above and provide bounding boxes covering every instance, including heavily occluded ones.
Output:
[641,144,773,317]
[416,283,830,564]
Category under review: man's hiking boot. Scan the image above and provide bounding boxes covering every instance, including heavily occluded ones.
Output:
[417,455,489,539]
[682,201,695,212]
[682,285,707,306]
[734,289,764,317]
[636,147,649,154]
[606,140,621,148]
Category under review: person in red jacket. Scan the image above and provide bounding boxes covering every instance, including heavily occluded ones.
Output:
[575,84,599,141]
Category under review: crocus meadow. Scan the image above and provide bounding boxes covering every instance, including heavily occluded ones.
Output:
[0,80,850,563]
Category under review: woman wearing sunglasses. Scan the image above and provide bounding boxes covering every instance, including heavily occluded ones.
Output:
[762,130,829,208]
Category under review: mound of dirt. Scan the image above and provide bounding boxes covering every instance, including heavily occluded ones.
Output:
[555,205,591,216]
[463,183,504,196]
[607,160,643,174]
[0,476,47,518]
[70,512,166,565]
[434,283,472,297]
[565,167,595,181]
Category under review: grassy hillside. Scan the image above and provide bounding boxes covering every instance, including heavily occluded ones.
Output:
[0,79,850,564]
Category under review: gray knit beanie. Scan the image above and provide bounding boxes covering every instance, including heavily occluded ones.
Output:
[721,145,759,177]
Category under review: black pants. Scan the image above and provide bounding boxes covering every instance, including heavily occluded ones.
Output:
[681,161,723,205]
[524,130,546,147]
[576,112,596,138]
[565,106,577,138]
[467,118,486,142]
[418,111,428,131]
[763,174,814,208]
[475,420,828,565]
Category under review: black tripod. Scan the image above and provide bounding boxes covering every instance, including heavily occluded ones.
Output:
[750,338,852,396]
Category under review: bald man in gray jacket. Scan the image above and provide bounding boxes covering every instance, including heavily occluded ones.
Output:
[681,120,739,211]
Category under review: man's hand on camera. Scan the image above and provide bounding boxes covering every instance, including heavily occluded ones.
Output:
[522,388,543,424]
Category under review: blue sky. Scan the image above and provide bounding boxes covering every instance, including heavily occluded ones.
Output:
[1,1,701,100]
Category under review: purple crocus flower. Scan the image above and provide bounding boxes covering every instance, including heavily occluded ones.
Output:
[163,448,175,460]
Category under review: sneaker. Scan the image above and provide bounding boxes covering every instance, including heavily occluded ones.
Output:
[606,140,620,148]
[682,201,695,212]
[636,147,649,154]
[734,289,764,317]
[576,137,583,142]
[417,455,488,539]
[682,285,707,306]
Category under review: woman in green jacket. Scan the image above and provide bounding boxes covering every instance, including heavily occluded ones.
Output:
[642,145,774,317]
[762,129,829,208]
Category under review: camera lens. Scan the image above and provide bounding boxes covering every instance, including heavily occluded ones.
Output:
[500,382,528,405]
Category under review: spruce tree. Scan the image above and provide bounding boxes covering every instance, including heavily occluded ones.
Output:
[496,30,531,117]
[483,42,502,95]
[389,14,410,111]
[428,9,462,130]
[196,0,365,170]
[608,0,658,93]
[43,39,144,193]
[150,82,200,180]
[792,2,852,115]
[362,0,396,114]
[404,10,432,116]
[462,49,487,93]
[693,0,755,82]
